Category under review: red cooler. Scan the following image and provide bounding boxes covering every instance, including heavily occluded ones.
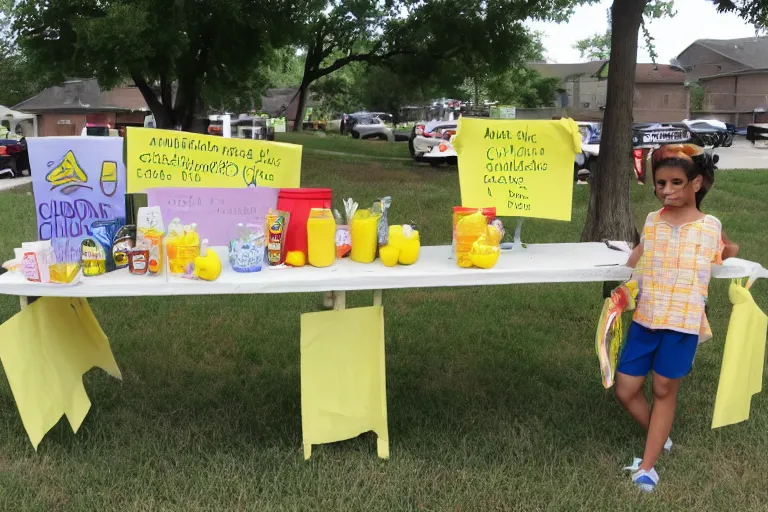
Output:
[277,188,333,258]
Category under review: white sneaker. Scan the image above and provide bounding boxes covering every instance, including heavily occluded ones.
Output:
[623,457,642,472]
[632,468,659,492]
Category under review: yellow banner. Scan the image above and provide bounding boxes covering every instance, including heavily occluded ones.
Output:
[453,117,581,221]
[125,127,302,193]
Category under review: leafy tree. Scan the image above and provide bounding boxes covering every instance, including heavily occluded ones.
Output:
[459,33,561,108]
[573,32,611,60]
[715,0,768,28]
[485,68,561,108]
[0,0,49,107]
[290,0,581,130]
[580,0,676,244]
[13,0,303,131]
[580,0,766,244]
[205,47,306,113]
[573,2,675,62]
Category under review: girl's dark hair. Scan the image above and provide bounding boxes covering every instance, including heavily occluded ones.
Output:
[651,151,717,209]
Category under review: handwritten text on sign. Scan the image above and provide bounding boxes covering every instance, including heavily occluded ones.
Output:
[453,118,581,221]
[145,187,278,246]
[28,136,126,262]
[125,127,302,193]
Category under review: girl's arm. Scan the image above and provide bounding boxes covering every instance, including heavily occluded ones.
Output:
[627,243,643,268]
[722,231,739,260]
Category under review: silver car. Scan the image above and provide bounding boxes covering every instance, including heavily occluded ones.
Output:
[346,112,395,141]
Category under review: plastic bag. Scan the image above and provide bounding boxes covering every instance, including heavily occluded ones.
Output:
[372,196,392,246]
[229,223,265,272]
[455,211,489,268]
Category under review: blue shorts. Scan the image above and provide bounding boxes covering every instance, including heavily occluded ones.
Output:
[617,322,699,379]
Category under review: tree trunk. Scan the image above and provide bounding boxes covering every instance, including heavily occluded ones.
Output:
[132,73,174,129]
[292,82,310,132]
[581,0,647,244]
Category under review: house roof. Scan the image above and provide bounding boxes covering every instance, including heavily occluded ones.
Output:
[634,63,687,84]
[260,88,301,117]
[260,88,320,119]
[13,79,149,113]
[699,67,768,81]
[679,37,768,70]
[528,61,606,80]
[594,62,686,84]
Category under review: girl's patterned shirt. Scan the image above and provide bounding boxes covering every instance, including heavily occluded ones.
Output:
[633,210,724,342]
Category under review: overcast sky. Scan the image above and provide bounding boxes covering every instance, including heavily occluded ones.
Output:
[526,0,759,64]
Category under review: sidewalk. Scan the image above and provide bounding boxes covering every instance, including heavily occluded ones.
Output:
[0,177,32,192]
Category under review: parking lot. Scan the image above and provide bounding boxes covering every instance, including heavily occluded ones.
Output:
[713,137,768,170]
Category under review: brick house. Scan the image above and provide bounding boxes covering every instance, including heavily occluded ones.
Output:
[531,62,688,122]
[676,37,768,124]
[13,78,150,136]
[594,62,689,123]
[529,61,607,109]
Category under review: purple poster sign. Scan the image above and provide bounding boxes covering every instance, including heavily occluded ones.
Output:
[145,187,278,246]
[28,137,127,261]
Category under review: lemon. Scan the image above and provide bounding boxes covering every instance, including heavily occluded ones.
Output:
[379,245,400,267]
[286,251,306,267]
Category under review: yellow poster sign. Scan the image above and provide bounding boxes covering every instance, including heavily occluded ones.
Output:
[125,127,302,193]
[453,117,581,221]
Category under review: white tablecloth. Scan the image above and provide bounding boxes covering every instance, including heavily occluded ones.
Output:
[0,243,762,298]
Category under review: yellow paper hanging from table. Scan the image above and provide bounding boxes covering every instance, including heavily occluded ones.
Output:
[300,306,388,459]
[0,298,122,449]
[125,127,302,192]
[712,280,768,429]
[453,117,581,221]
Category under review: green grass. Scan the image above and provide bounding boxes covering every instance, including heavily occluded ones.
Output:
[276,132,411,159]
[1,161,768,511]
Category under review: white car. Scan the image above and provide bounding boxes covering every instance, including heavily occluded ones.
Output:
[409,121,458,166]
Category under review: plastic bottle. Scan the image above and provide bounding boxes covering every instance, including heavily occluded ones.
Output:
[350,210,380,264]
[307,208,336,267]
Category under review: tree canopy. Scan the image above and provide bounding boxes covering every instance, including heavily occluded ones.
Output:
[288,0,581,129]
[13,0,304,130]
[0,0,49,107]
[581,0,766,244]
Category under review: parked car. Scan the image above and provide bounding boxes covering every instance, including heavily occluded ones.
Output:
[575,122,694,183]
[0,138,29,178]
[324,113,347,134]
[574,122,601,181]
[81,123,118,136]
[682,119,733,147]
[746,123,768,144]
[347,112,395,141]
[409,121,458,165]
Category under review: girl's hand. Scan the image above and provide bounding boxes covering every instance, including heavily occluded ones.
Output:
[722,231,739,260]
[627,243,643,268]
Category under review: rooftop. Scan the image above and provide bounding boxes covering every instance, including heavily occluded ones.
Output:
[594,63,687,84]
[528,61,606,80]
[13,79,149,113]
[681,37,768,70]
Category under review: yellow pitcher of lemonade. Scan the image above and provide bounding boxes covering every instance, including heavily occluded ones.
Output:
[350,210,380,263]
[307,208,336,267]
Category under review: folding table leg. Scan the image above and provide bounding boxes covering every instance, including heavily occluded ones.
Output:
[373,290,383,307]
[19,296,39,310]
[332,291,346,311]
[377,438,390,459]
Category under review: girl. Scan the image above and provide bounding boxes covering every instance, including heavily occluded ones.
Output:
[615,144,739,492]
